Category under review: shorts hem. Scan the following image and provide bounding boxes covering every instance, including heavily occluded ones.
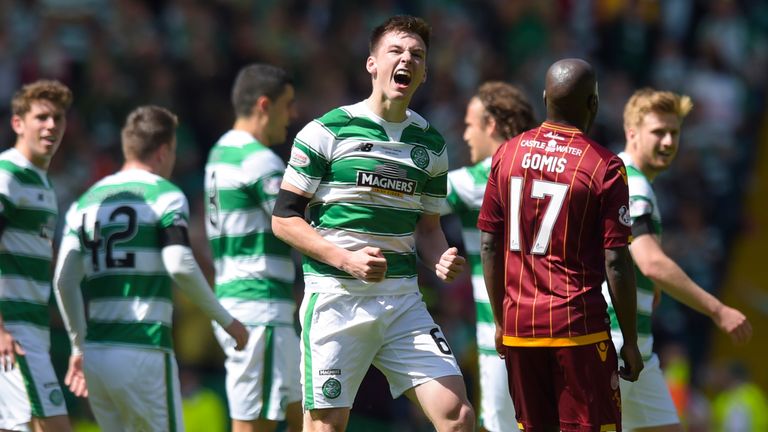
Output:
[391,372,463,399]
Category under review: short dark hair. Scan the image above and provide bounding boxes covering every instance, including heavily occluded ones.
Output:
[369,15,431,53]
[231,64,292,118]
[12,80,73,116]
[121,105,178,161]
[476,82,536,140]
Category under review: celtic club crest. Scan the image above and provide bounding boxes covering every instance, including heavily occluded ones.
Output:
[410,146,429,169]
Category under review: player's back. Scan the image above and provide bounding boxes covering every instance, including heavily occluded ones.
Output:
[64,168,189,351]
[480,121,630,342]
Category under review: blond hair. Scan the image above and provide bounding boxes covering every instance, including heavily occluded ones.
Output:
[623,88,693,130]
[11,80,73,116]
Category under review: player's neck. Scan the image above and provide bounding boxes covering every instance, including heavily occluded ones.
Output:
[14,143,50,171]
[122,160,158,176]
[623,150,659,181]
[233,118,270,146]
[365,93,410,123]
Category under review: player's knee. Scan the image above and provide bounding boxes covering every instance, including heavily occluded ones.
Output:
[441,400,475,431]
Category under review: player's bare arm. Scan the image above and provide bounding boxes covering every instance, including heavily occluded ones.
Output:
[630,233,752,345]
[480,230,506,357]
[272,182,388,283]
[605,245,643,381]
[414,213,465,282]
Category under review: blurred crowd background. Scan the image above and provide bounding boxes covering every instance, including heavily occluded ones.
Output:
[1,0,766,430]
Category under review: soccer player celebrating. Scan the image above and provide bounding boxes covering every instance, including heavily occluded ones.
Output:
[272,15,475,432]
[601,88,752,431]
[205,63,302,432]
[53,105,248,431]
[0,80,75,432]
[440,81,535,432]
[478,58,643,431]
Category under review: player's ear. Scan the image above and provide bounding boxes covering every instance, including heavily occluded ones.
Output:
[625,126,635,143]
[422,65,427,84]
[256,95,270,114]
[10,115,23,135]
[588,94,598,114]
[542,90,547,108]
[366,56,377,77]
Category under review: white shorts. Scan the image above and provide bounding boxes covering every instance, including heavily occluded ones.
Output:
[0,326,67,431]
[620,354,680,429]
[83,345,184,432]
[477,352,518,432]
[299,292,463,410]
[214,322,301,421]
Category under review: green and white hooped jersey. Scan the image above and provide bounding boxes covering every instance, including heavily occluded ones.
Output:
[61,169,190,352]
[205,130,295,325]
[0,149,57,337]
[602,151,662,360]
[441,158,496,354]
[283,101,448,296]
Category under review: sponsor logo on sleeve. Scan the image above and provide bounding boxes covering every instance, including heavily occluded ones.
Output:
[618,205,632,227]
[289,147,310,168]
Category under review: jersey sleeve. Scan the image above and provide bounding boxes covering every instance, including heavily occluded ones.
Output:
[627,176,655,220]
[477,151,505,233]
[282,120,332,195]
[441,168,468,216]
[243,151,285,215]
[158,186,190,230]
[61,202,84,252]
[600,156,632,248]
[0,170,16,220]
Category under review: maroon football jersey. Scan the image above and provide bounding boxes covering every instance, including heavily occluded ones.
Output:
[478,121,631,346]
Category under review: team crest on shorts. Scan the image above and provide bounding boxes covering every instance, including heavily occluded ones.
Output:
[322,378,341,399]
[410,146,429,169]
[49,389,64,406]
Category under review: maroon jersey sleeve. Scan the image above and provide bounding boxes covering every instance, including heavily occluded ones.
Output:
[600,156,632,248]
[478,144,506,234]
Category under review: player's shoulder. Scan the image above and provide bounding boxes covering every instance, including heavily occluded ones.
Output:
[314,104,357,132]
[402,108,445,154]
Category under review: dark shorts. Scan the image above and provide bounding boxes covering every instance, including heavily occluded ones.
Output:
[504,341,622,431]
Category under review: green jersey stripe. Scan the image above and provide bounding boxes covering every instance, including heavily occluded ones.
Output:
[209,231,291,259]
[216,279,294,301]
[0,253,51,282]
[82,274,172,299]
[86,321,173,349]
[0,160,46,186]
[476,303,494,325]
[207,141,268,165]
[4,208,56,232]
[400,125,447,154]
[75,181,182,209]
[303,252,417,279]
[0,300,48,326]
[309,203,419,235]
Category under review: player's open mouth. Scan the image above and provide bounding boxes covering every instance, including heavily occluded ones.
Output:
[394,70,412,86]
